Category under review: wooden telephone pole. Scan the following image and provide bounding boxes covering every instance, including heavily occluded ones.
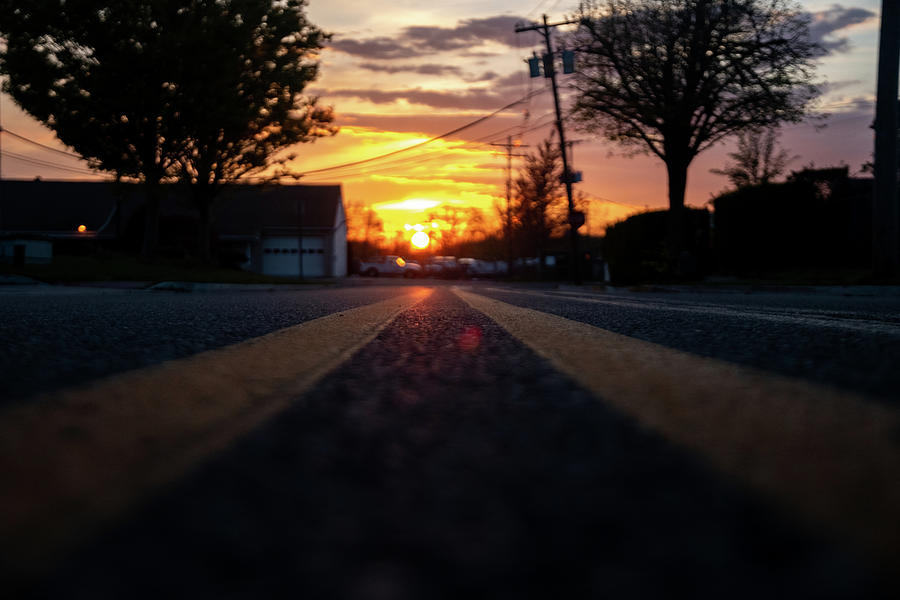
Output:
[490,136,528,277]
[873,0,900,275]
[516,15,583,284]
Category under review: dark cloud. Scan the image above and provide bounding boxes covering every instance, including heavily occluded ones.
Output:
[493,72,529,88]
[807,4,876,55]
[329,37,416,60]
[358,63,464,77]
[401,15,526,52]
[330,15,536,59]
[817,79,862,95]
[464,71,500,83]
[325,87,510,111]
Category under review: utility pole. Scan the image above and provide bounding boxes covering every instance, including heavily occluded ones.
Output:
[873,0,900,276]
[490,136,528,277]
[516,14,583,284]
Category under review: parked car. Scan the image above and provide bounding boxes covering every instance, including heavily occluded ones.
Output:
[458,258,507,278]
[424,256,466,279]
[358,255,422,277]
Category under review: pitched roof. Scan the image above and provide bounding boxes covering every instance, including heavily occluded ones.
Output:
[0,180,343,236]
[0,180,121,234]
[213,184,343,234]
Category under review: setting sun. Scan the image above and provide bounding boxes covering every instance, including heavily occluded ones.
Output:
[410,231,430,249]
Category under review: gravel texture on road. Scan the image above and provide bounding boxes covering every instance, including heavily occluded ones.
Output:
[474,287,900,402]
[0,286,406,403]
[33,288,887,599]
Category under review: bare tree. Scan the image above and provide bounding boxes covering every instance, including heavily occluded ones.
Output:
[572,0,818,260]
[513,138,566,278]
[344,200,384,256]
[427,205,486,256]
[711,127,797,188]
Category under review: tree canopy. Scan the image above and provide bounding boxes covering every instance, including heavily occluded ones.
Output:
[0,0,334,258]
[572,0,819,258]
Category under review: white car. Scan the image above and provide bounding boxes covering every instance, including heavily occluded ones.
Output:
[359,255,422,278]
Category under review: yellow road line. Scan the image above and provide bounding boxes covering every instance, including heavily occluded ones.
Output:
[453,287,900,570]
[0,287,432,575]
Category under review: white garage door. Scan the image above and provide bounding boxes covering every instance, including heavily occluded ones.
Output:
[262,237,300,276]
[261,236,327,277]
[302,236,326,277]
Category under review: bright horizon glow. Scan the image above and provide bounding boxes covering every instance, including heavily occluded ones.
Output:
[410,231,430,249]
[0,1,881,242]
[375,198,442,212]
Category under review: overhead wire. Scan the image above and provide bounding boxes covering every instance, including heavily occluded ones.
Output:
[1,149,97,176]
[297,105,560,184]
[0,127,83,159]
[298,109,559,183]
[288,89,547,179]
[289,89,552,181]
[525,0,553,19]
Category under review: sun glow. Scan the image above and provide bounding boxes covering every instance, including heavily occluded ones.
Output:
[410,231,430,249]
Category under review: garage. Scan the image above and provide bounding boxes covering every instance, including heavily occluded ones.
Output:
[261,237,300,277]
[216,184,347,278]
[301,236,326,277]
[261,236,327,277]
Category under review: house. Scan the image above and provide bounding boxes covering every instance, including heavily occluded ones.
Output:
[0,234,53,266]
[0,179,347,277]
[213,184,347,278]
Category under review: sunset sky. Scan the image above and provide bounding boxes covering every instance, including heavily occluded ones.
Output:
[0,0,885,240]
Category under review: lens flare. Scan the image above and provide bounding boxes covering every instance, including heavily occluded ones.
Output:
[411,231,430,249]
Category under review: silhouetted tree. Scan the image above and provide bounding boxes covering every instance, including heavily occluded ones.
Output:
[711,127,797,188]
[345,199,384,256]
[513,138,565,278]
[176,0,335,260]
[0,0,333,260]
[1,1,186,257]
[572,0,818,263]
[427,205,486,256]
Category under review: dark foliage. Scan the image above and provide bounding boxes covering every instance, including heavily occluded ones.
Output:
[712,167,872,273]
[603,208,711,283]
[512,138,566,278]
[0,0,333,259]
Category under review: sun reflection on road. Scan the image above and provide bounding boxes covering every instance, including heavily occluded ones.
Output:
[457,325,482,352]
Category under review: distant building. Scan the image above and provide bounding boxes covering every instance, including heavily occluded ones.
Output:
[0,180,347,277]
[0,234,53,266]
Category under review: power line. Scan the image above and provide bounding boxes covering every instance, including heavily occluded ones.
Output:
[295,110,559,186]
[1,150,97,176]
[288,89,547,178]
[0,127,83,159]
[526,0,553,19]
[299,114,557,183]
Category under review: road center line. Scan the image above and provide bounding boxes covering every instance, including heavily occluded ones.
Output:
[454,286,900,571]
[0,287,432,576]
[485,286,900,336]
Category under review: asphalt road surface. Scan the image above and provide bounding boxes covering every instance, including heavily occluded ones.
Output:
[1,281,898,598]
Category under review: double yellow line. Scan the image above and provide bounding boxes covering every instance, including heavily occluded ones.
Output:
[453,287,900,575]
[0,288,432,575]
[2,285,898,579]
